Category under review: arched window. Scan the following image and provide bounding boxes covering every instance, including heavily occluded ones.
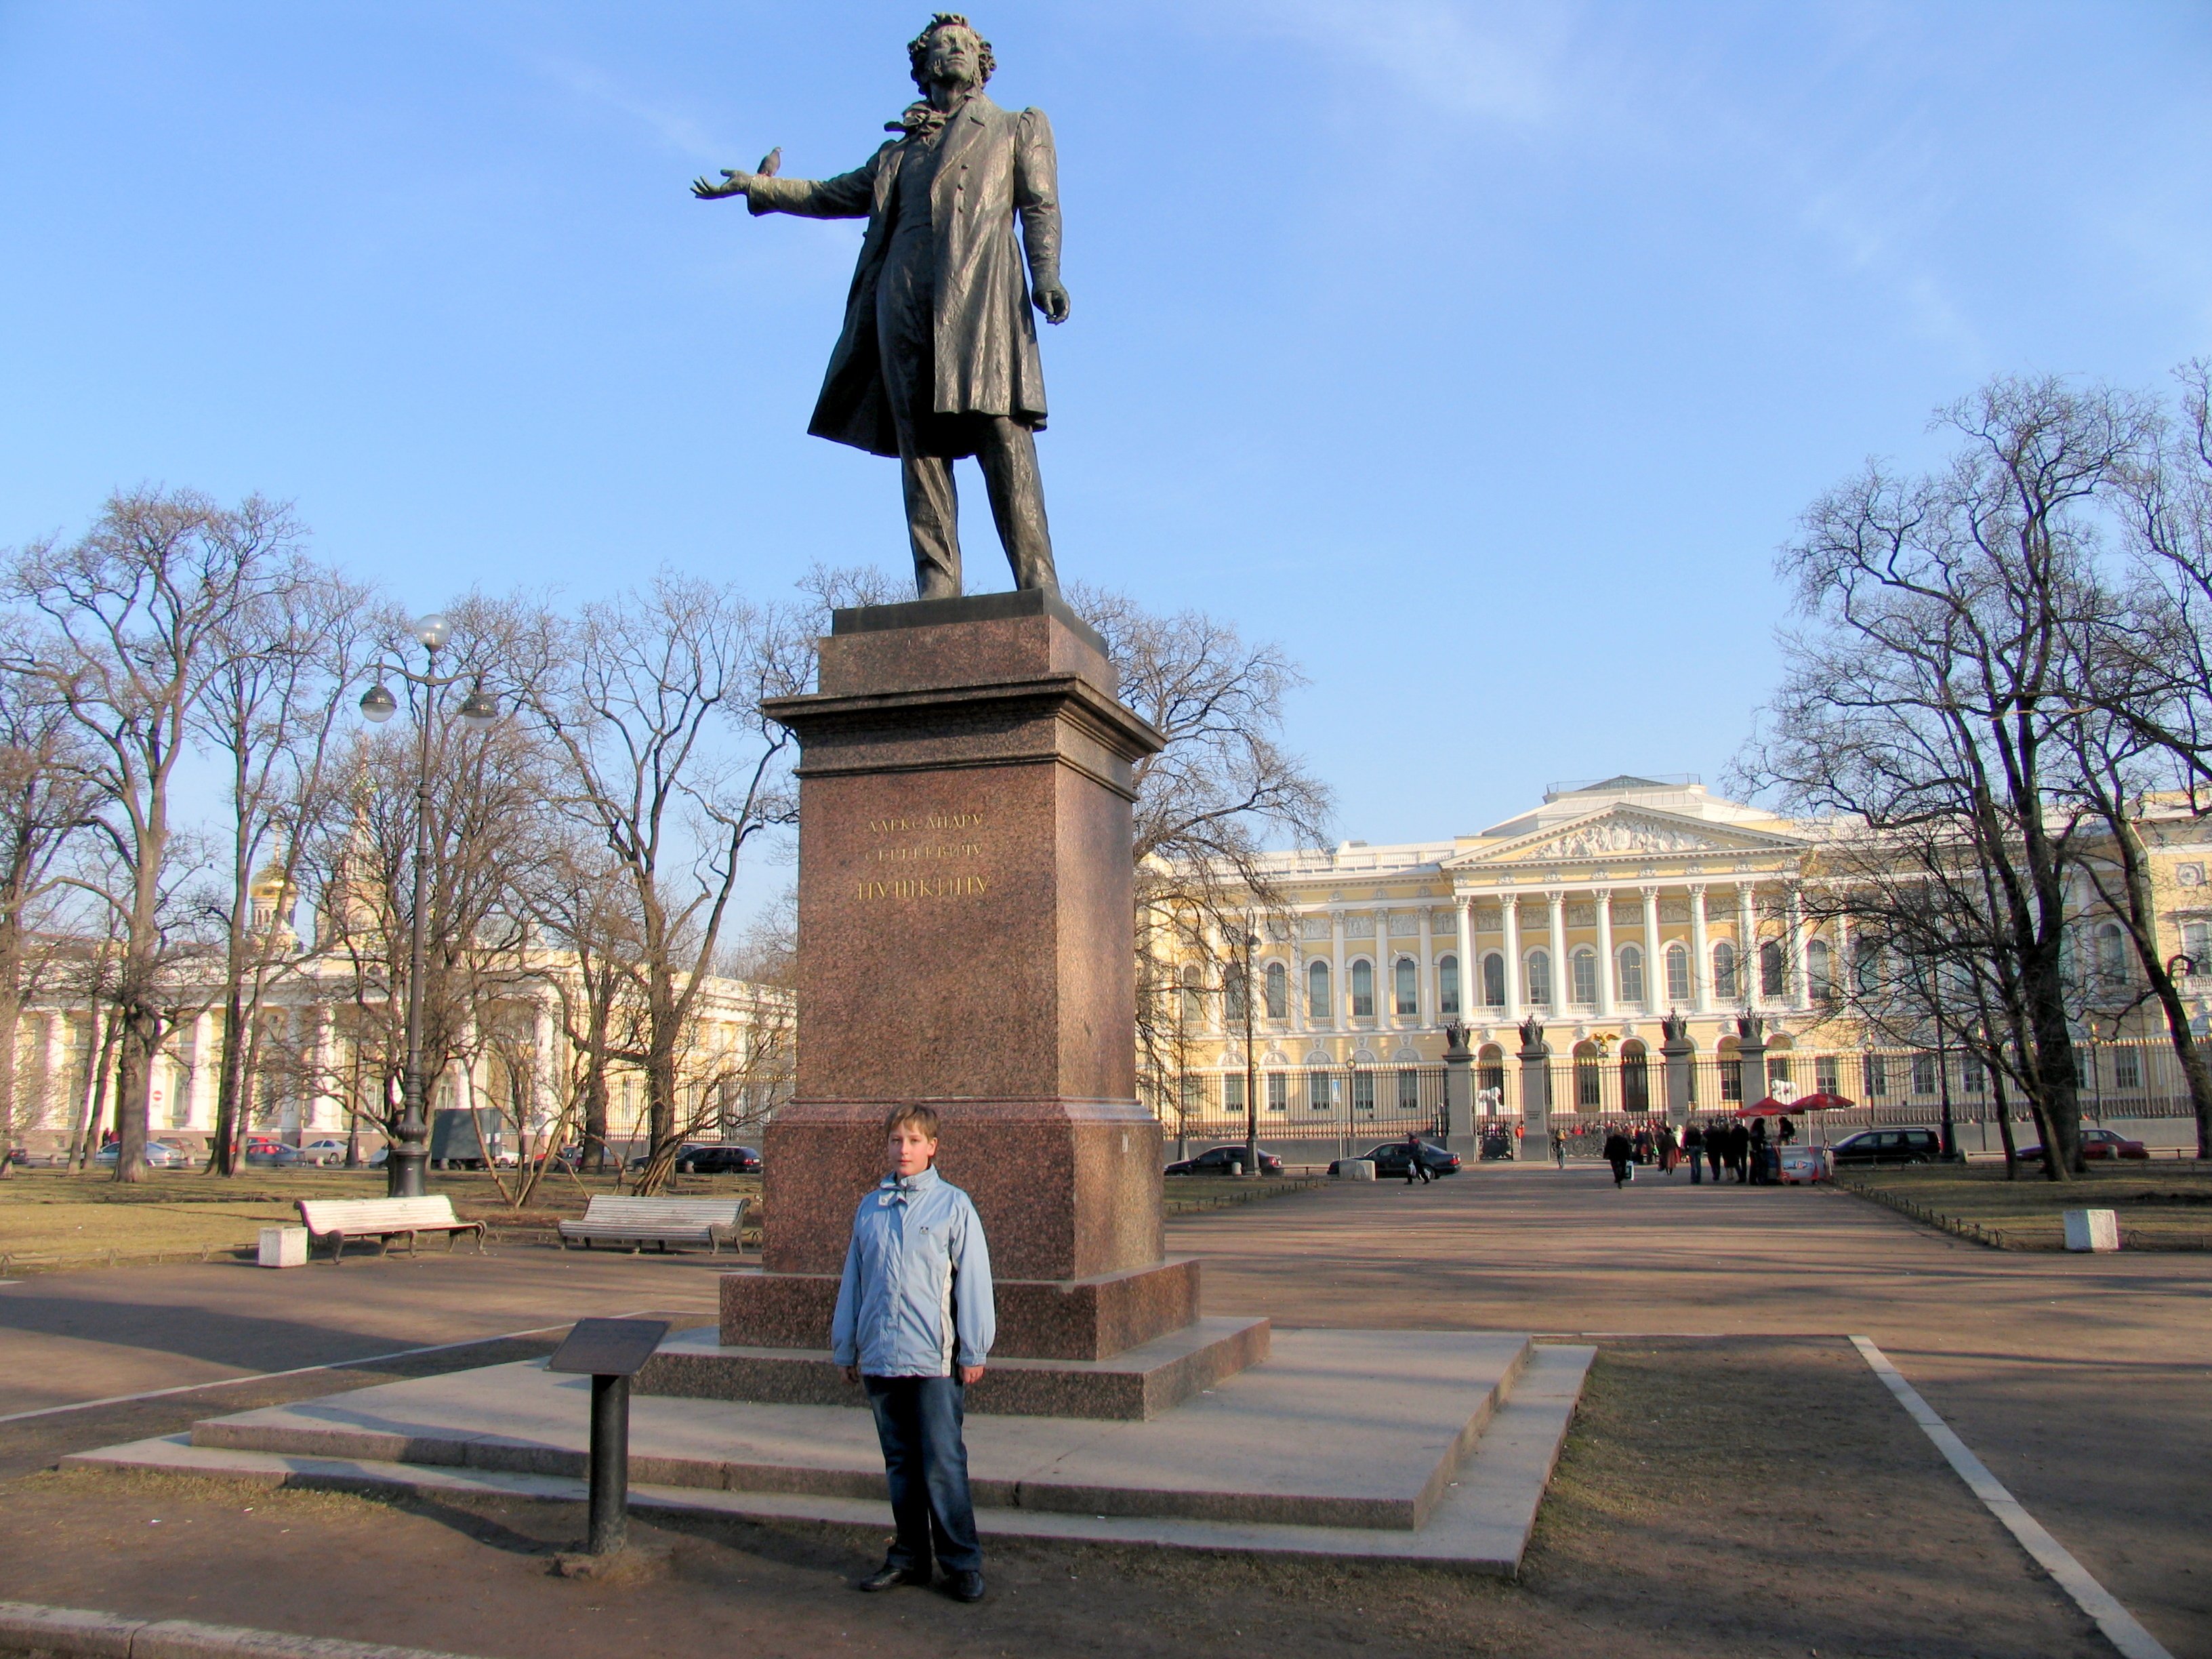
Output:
[1307,959,1331,1022]
[1807,938,1834,1002]
[1481,951,1507,1008]
[1573,1040,1603,1108]
[1223,962,1248,1023]
[1350,958,1376,1018]
[1618,943,1645,1004]
[1393,956,1418,1017]
[1264,960,1288,1020]
[1713,939,1738,1000]
[1620,1040,1649,1111]
[1437,954,1460,1017]
[1180,964,1204,1025]
[2094,922,2126,981]
[1665,942,1690,1003]
[1570,947,1598,1006]
[2184,921,2212,977]
[1525,947,1553,1007]
[1853,936,1882,996]
[1759,939,1786,998]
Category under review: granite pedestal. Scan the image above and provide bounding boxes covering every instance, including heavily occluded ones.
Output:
[670,590,1259,1405]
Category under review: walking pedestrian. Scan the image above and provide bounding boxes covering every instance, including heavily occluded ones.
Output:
[1746,1117,1769,1185]
[1551,1128,1566,1168]
[1706,1124,1725,1183]
[1683,1122,1704,1184]
[1603,1128,1633,1187]
[1727,1120,1750,1182]
[1401,1131,1433,1185]
[835,1104,995,1603]
[1657,1124,1679,1174]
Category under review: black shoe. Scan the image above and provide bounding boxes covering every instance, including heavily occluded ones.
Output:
[945,1569,985,1603]
[855,1563,932,1593]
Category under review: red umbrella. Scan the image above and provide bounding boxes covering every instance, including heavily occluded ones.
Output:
[1738,1091,1855,1116]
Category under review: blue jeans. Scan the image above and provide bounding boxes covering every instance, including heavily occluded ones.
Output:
[1689,1153,1702,1184]
[863,1374,981,1574]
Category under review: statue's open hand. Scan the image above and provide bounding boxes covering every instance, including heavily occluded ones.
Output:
[1033,282,1071,325]
[691,169,752,200]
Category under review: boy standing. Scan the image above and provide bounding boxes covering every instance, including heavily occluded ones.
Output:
[834,1103,996,1602]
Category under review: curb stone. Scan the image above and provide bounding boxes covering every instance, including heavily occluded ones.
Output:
[0,1603,483,1659]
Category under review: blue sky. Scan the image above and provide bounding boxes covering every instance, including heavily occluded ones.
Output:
[4,1,2209,880]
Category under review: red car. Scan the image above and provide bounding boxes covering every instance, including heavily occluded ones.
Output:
[2016,1127,2149,1162]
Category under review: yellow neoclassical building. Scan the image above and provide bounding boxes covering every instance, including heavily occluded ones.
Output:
[1159,774,2212,1134]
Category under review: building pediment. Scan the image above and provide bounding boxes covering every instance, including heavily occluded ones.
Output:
[1441,805,1805,869]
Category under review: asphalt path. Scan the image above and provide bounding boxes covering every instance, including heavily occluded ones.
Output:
[1,1168,2203,1654]
[1175,1162,2211,1659]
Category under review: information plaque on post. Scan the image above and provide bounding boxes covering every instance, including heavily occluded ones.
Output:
[548,1317,670,1556]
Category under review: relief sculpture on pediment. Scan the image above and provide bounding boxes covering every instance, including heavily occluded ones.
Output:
[1528,819,1717,860]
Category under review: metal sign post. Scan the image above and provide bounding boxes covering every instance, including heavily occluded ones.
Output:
[547,1317,670,1556]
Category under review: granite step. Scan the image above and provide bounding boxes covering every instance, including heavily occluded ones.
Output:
[176,1328,1534,1530]
[634,1315,1269,1421]
[66,1343,1593,1574]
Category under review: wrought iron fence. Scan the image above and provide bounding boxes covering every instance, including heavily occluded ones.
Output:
[1156,1040,2204,1147]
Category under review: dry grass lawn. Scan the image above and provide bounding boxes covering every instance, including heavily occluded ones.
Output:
[1841,1160,2212,1248]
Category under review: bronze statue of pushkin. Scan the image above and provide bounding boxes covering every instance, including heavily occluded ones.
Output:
[694,14,1067,601]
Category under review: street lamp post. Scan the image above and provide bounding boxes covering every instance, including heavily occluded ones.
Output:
[1237,922,1261,1181]
[359,614,500,1199]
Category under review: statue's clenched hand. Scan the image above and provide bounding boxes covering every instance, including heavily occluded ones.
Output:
[1033,281,1071,325]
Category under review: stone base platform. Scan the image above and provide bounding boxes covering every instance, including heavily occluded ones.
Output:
[66,1331,1592,1568]
[718,1257,1200,1363]
[640,1317,1266,1421]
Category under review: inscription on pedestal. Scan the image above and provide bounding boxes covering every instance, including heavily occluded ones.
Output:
[857,811,993,901]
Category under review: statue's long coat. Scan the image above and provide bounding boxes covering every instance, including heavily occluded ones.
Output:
[746,95,1060,458]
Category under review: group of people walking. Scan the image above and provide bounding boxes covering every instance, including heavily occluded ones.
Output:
[1588,1115,1795,1188]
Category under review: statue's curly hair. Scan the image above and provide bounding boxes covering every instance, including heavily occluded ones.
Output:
[907,13,995,89]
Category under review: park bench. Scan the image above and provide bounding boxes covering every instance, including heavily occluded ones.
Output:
[556,1195,749,1255]
[296,1195,487,1263]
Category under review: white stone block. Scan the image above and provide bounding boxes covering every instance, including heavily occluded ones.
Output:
[258,1224,308,1268]
[2062,1208,2118,1252]
[1338,1160,1376,1181]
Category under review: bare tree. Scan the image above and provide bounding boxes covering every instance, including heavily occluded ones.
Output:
[1744,375,2159,1179]
[5,489,308,1181]
[0,647,99,1151]
[516,574,806,1192]
[191,568,373,1173]
[1070,586,1333,1124]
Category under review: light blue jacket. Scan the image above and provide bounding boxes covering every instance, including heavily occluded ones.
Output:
[830,1166,996,1377]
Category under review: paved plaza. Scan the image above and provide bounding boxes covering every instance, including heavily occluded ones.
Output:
[0,1166,2204,1656]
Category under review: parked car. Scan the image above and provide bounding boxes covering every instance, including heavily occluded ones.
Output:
[1828,1127,1944,1166]
[1164,1144,1284,1176]
[673,1143,762,1175]
[94,1139,190,1168]
[1330,1140,1462,1179]
[2016,1127,2149,1163]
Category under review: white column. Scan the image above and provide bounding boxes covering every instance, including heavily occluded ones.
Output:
[1546,891,1567,1014]
[1500,896,1522,1022]
[1330,911,1346,1031]
[1454,895,1475,1023]
[1736,883,1758,1006]
[1290,931,1307,1036]
[1788,884,1811,1011]
[43,1013,66,1131]
[533,1000,557,1135]
[1689,884,1713,1014]
[1833,909,1852,1006]
[1418,904,1434,1026]
[1641,886,1662,1014]
[1593,887,1615,1018]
